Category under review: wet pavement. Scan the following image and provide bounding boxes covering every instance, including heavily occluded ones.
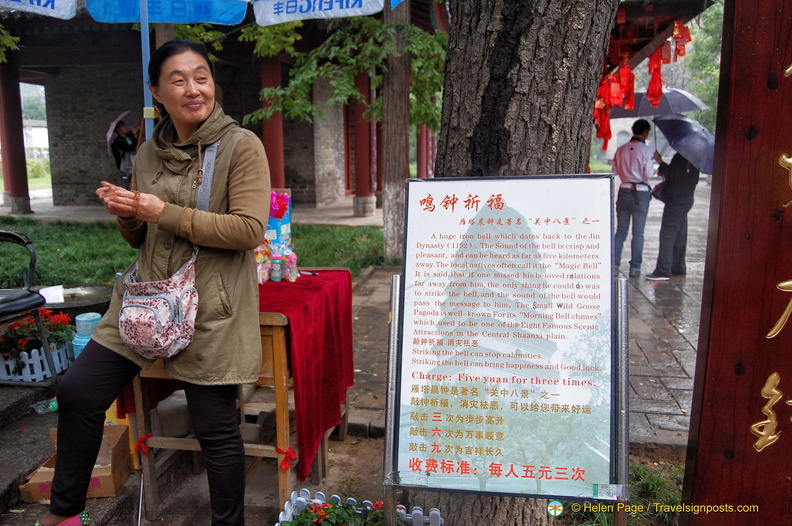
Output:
[0,179,709,523]
[0,182,709,450]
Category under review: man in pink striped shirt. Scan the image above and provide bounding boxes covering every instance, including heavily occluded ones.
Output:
[612,119,663,278]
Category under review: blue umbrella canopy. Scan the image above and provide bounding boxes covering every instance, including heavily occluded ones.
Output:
[653,113,715,175]
[610,87,708,119]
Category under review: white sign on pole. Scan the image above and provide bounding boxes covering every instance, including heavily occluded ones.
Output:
[393,175,616,500]
[0,0,76,19]
[253,0,384,27]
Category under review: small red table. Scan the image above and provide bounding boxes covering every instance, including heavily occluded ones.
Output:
[258,269,354,481]
[129,269,354,518]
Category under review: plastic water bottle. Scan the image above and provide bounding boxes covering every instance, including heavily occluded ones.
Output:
[73,312,101,359]
[31,397,58,414]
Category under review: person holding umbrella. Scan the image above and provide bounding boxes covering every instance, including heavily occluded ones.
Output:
[645,152,700,280]
[613,119,664,277]
[110,119,138,189]
[34,40,270,526]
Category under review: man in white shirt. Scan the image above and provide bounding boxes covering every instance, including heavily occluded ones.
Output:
[612,119,663,278]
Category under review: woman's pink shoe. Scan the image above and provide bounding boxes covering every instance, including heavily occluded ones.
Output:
[33,511,91,526]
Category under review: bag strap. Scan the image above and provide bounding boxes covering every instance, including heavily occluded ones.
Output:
[196,141,219,212]
[189,140,219,253]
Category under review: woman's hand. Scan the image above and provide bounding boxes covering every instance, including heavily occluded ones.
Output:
[96,181,165,223]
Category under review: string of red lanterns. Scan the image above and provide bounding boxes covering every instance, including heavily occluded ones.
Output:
[593,19,693,149]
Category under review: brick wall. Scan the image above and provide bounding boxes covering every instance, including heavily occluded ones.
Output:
[45,64,142,206]
[312,77,346,207]
[42,62,344,208]
[284,118,315,205]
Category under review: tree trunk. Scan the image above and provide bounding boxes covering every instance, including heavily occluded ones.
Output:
[382,0,411,262]
[436,0,619,177]
[407,490,558,526]
[413,1,619,524]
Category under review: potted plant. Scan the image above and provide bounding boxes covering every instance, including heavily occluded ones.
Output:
[277,489,443,526]
[0,309,75,381]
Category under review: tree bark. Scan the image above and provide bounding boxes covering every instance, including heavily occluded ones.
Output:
[407,490,558,526]
[412,1,619,524]
[382,0,411,261]
[436,0,619,177]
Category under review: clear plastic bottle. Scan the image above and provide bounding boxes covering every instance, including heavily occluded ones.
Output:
[31,397,58,414]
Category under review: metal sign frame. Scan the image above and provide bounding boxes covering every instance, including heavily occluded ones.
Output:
[385,174,628,503]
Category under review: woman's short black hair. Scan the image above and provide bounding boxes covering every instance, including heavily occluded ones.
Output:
[148,40,213,87]
[632,119,651,136]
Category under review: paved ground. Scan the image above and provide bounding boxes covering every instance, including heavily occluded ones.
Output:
[0,179,710,522]
[1,183,708,448]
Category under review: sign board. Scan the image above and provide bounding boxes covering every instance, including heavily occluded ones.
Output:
[393,175,618,500]
[253,0,384,27]
[85,0,247,24]
[0,0,75,19]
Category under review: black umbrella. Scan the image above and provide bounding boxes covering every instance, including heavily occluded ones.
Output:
[653,114,715,174]
[610,87,708,118]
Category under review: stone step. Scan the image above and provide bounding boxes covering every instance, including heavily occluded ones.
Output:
[0,386,56,432]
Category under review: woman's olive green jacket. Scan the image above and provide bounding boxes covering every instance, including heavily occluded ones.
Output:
[92,105,271,385]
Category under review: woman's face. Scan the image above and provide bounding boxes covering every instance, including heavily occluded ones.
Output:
[150,50,215,142]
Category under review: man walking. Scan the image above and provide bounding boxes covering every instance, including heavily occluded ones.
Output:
[613,119,663,278]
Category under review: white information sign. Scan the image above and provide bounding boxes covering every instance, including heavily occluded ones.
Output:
[394,175,615,499]
[0,0,75,20]
[253,0,384,27]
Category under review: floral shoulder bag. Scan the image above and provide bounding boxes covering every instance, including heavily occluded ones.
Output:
[118,141,218,360]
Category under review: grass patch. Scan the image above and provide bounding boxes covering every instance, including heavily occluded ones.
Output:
[291,223,384,276]
[0,217,138,287]
[561,462,684,525]
[0,217,383,288]
[589,159,612,174]
[0,164,52,192]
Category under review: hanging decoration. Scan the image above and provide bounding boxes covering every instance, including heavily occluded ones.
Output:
[673,20,692,60]
[618,60,635,111]
[646,48,664,107]
[661,40,672,64]
[592,16,695,149]
[593,76,613,150]
[593,59,634,150]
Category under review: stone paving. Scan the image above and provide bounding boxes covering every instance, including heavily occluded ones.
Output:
[2,180,710,452]
[0,179,711,524]
[342,178,711,454]
[621,177,709,450]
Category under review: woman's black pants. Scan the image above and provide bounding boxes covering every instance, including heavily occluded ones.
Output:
[49,340,246,525]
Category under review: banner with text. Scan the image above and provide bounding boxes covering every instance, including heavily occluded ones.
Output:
[0,0,75,19]
[85,0,247,24]
[253,0,384,27]
[394,175,616,499]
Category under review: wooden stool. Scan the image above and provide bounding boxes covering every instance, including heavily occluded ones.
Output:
[133,312,337,519]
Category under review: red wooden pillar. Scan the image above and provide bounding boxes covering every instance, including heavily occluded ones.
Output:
[417,124,428,179]
[375,121,383,207]
[353,72,375,216]
[428,130,437,178]
[682,1,792,524]
[261,56,285,189]
[0,52,31,214]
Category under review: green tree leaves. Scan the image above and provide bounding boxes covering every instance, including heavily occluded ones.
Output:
[241,17,446,130]
[0,23,20,63]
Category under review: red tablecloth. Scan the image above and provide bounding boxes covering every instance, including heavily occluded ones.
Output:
[117,269,354,482]
[259,269,354,481]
